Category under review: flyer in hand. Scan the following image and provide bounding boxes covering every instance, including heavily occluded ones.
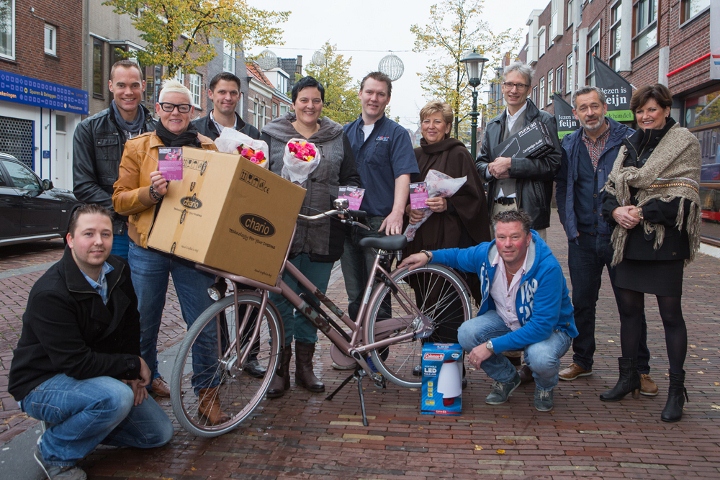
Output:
[158,147,183,181]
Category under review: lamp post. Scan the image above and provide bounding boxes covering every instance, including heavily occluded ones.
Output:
[460,49,488,161]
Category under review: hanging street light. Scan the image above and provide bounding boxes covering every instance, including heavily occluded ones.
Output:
[460,49,489,161]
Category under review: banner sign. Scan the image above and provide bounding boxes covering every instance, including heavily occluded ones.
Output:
[552,94,580,139]
[592,56,633,122]
[0,70,88,114]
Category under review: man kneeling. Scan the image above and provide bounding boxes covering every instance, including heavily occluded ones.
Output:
[9,204,173,479]
[400,210,577,412]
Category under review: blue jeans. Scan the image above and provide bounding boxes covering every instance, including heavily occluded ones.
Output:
[21,374,173,467]
[110,231,129,259]
[270,254,333,346]
[568,234,651,373]
[128,241,217,391]
[457,310,572,390]
[340,216,387,321]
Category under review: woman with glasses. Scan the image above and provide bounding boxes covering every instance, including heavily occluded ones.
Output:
[113,80,230,425]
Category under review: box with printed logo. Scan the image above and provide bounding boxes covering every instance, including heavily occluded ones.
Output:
[147,147,306,286]
[421,343,463,415]
[492,119,556,160]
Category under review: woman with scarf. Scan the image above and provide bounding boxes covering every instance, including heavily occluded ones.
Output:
[405,101,490,375]
[113,80,229,425]
[261,76,361,398]
[601,84,701,422]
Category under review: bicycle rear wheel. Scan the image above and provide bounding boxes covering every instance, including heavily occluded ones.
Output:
[364,264,472,388]
[170,293,281,437]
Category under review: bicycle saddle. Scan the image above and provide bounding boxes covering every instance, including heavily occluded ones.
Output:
[358,234,408,251]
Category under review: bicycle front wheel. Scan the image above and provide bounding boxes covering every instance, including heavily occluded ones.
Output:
[365,264,472,388]
[170,293,281,437]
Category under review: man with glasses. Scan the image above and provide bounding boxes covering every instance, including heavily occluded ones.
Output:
[73,60,156,260]
[192,72,260,141]
[555,86,657,395]
[476,61,561,241]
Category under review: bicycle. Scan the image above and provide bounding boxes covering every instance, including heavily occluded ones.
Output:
[170,199,473,437]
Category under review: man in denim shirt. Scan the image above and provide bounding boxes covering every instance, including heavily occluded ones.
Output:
[340,72,418,324]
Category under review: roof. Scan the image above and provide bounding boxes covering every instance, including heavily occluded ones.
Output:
[246,62,275,89]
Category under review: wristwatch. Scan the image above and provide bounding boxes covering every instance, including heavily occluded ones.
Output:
[485,340,494,354]
[420,250,432,261]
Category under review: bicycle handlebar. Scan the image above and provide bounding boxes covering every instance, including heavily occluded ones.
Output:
[297,208,370,230]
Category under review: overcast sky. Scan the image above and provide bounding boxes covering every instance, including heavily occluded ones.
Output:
[248,0,550,129]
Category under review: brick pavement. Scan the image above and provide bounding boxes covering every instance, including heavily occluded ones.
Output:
[2,220,720,478]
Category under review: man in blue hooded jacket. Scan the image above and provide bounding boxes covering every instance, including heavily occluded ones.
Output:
[555,86,656,396]
[400,210,577,412]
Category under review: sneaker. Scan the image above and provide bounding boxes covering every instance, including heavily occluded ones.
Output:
[640,373,659,396]
[558,363,592,381]
[485,373,521,405]
[534,387,554,412]
[34,445,87,480]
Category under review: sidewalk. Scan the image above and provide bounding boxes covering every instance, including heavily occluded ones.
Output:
[1,219,720,478]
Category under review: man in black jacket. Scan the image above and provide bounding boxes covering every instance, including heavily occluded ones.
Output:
[9,205,173,480]
[476,62,561,240]
[192,72,260,140]
[73,60,156,260]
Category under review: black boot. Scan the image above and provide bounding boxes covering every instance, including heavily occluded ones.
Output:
[294,341,325,393]
[267,346,292,399]
[600,357,640,402]
[661,370,688,422]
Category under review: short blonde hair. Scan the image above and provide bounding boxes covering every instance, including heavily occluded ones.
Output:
[158,79,192,104]
[419,101,453,125]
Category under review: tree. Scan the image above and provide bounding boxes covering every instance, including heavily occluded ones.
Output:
[104,0,289,78]
[303,42,361,125]
[411,0,520,140]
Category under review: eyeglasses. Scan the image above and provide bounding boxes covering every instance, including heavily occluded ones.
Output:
[502,82,530,91]
[158,102,192,113]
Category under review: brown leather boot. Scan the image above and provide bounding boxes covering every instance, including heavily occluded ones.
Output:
[197,387,230,425]
[294,341,325,393]
[267,345,292,399]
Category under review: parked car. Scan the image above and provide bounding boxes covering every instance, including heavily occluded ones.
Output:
[0,152,81,247]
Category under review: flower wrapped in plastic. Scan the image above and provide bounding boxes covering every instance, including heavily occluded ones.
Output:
[282,138,321,184]
[214,128,269,168]
[404,169,467,241]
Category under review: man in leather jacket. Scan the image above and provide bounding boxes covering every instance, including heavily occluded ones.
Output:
[73,60,156,259]
[191,72,260,141]
[476,61,561,239]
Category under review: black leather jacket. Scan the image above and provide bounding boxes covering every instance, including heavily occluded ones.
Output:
[476,99,562,230]
[191,111,261,141]
[73,105,156,233]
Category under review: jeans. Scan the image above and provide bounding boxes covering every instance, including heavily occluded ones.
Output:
[21,374,173,467]
[110,231,129,259]
[128,241,218,391]
[457,310,572,390]
[568,234,651,373]
[340,216,388,321]
[270,254,333,346]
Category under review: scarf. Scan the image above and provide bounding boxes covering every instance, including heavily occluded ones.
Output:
[604,122,702,267]
[111,100,146,135]
[154,120,201,147]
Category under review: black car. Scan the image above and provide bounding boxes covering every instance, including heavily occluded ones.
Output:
[0,152,81,247]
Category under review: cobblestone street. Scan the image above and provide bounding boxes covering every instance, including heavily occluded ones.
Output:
[1,218,719,478]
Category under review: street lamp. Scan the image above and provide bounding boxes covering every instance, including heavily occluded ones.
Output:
[460,49,488,161]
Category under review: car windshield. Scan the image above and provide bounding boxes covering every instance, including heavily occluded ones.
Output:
[2,159,41,190]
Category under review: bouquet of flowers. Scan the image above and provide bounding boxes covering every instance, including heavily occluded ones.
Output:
[282,138,321,184]
[404,169,467,241]
[215,128,269,168]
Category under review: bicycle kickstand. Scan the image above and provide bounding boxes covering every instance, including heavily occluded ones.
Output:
[325,367,370,427]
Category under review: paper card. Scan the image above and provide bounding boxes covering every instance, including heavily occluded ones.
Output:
[158,147,183,181]
[339,186,365,210]
[410,182,429,210]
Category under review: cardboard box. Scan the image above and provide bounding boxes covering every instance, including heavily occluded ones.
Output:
[148,147,306,286]
[493,120,556,160]
[421,343,463,415]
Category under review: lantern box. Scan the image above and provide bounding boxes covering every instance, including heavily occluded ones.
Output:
[421,343,463,416]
